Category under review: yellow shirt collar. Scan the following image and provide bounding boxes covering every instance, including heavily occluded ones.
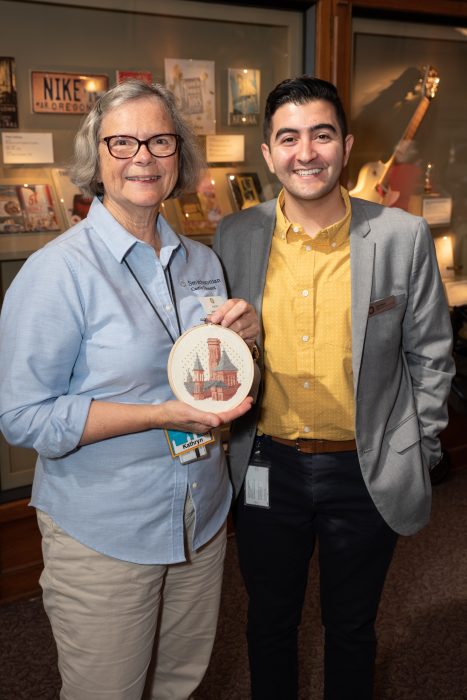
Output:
[275,186,351,248]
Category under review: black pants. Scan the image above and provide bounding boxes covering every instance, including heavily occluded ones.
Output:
[234,436,398,700]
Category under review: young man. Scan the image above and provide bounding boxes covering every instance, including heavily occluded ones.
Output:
[213,76,454,699]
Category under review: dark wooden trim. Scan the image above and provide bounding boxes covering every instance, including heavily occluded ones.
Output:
[314,0,467,117]
[0,499,42,604]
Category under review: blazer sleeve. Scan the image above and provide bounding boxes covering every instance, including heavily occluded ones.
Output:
[402,218,455,468]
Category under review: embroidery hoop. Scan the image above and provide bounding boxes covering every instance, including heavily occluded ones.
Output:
[167,323,254,413]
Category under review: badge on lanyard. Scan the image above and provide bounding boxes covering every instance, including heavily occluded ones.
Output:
[244,464,270,507]
[198,295,225,318]
[165,429,215,464]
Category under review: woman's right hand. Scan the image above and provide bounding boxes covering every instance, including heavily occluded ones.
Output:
[79,396,254,445]
[154,397,254,434]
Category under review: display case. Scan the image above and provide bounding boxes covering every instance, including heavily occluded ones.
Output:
[349,16,467,282]
[0,0,303,510]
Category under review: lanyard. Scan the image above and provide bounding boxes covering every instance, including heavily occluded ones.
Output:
[123,258,182,345]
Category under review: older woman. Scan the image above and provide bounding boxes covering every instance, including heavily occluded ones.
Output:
[0,80,258,700]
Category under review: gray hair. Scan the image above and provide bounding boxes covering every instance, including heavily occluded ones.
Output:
[70,79,205,198]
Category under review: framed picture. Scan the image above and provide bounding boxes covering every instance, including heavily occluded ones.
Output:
[0,57,19,128]
[116,70,152,84]
[226,172,263,211]
[51,168,92,227]
[169,168,234,238]
[0,180,61,234]
[228,68,260,126]
[31,71,108,115]
[164,58,215,135]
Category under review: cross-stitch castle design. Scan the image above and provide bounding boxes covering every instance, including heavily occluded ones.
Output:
[185,337,240,401]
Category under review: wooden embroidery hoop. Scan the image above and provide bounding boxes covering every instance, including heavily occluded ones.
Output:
[167,323,254,413]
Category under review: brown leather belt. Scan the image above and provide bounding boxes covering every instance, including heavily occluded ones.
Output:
[270,436,357,454]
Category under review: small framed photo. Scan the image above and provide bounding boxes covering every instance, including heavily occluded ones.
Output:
[0,57,19,128]
[0,180,62,234]
[167,168,234,238]
[226,172,263,211]
[228,68,260,126]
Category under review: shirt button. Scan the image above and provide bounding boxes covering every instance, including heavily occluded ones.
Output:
[165,304,172,312]
[303,381,310,389]
[293,226,300,233]
[303,426,310,433]
[302,335,309,342]
[192,482,198,489]
[331,242,337,248]
[302,289,309,297]
[305,245,311,252]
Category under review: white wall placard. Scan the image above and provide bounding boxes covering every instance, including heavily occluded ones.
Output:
[2,132,54,164]
[206,134,245,163]
[422,196,453,227]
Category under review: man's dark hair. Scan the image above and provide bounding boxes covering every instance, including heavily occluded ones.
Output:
[263,75,348,144]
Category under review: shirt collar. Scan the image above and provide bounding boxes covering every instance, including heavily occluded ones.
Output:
[86,196,186,265]
[275,186,351,248]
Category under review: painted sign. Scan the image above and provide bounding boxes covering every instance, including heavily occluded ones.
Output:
[31,72,108,115]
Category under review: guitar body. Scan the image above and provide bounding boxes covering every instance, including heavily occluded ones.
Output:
[349,66,439,210]
[349,160,400,207]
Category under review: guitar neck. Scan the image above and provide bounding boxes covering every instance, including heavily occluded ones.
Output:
[379,95,432,187]
[400,95,431,143]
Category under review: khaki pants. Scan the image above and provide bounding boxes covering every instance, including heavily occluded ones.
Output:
[37,503,226,700]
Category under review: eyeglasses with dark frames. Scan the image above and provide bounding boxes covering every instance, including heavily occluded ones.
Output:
[101,133,181,159]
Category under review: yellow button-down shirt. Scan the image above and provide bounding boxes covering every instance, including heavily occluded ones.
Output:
[257,187,355,440]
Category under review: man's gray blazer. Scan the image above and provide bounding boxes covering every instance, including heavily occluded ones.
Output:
[213,196,455,535]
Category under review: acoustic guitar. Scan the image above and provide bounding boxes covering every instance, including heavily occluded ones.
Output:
[349,66,440,206]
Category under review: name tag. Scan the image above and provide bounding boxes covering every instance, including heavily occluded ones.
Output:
[368,295,396,317]
[165,429,215,463]
[198,295,225,316]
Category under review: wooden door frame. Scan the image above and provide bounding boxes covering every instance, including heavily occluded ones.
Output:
[314,0,467,117]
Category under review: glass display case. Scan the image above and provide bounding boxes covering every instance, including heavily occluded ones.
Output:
[0,0,303,502]
[350,17,467,283]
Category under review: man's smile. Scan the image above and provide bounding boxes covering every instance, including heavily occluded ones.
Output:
[294,167,324,176]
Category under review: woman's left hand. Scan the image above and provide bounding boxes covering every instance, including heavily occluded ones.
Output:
[207,299,259,348]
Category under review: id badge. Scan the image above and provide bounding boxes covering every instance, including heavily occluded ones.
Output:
[244,464,270,508]
[165,429,215,464]
[198,295,225,318]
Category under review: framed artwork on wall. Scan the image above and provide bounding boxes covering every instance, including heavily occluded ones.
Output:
[170,168,234,237]
[0,57,19,128]
[226,172,263,211]
[227,68,260,126]
[164,58,216,135]
[116,70,153,84]
[0,180,61,234]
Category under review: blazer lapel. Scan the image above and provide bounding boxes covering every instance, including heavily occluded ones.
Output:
[350,199,374,392]
[249,202,276,318]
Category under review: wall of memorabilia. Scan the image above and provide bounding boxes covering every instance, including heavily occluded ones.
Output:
[0,0,304,245]
[0,0,305,497]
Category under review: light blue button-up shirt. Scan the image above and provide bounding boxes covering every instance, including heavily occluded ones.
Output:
[0,197,232,564]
